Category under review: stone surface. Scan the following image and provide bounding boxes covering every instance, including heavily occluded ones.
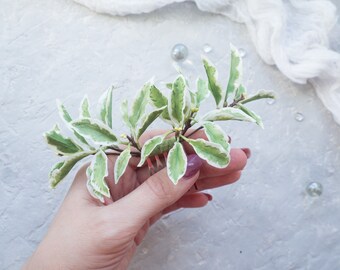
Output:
[1,1,339,269]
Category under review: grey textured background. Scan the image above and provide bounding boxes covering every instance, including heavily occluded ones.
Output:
[1,1,340,269]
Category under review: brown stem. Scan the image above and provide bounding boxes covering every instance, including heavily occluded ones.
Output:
[183,126,204,139]
[126,135,141,152]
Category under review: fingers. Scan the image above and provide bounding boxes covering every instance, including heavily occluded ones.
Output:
[105,157,202,228]
[189,170,242,192]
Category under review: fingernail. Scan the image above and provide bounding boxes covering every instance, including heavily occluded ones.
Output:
[203,193,213,201]
[184,154,203,179]
[241,148,251,159]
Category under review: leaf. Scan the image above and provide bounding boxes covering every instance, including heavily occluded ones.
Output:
[80,95,91,118]
[202,122,230,152]
[129,81,152,128]
[114,144,132,184]
[137,106,167,139]
[49,151,94,188]
[234,84,247,101]
[167,142,187,184]
[225,44,242,101]
[166,83,173,90]
[57,100,92,147]
[183,138,230,168]
[100,87,114,128]
[202,57,223,107]
[149,85,170,120]
[196,78,210,106]
[236,103,264,129]
[240,91,276,104]
[121,99,131,128]
[201,107,256,123]
[44,124,83,155]
[71,118,118,146]
[88,149,110,198]
[168,75,186,126]
[86,167,104,203]
[138,134,166,167]
[149,137,176,157]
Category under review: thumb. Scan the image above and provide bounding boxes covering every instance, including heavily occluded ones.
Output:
[110,154,203,227]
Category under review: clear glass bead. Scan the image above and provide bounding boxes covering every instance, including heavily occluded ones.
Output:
[295,112,304,122]
[171,43,188,61]
[306,182,323,197]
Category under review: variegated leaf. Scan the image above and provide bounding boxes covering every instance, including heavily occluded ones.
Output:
[234,84,247,101]
[56,100,91,147]
[86,167,104,203]
[196,78,210,106]
[138,134,166,167]
[166,83,173,90]
[71,118,118,146]
[236,103,264,128]
[49,151,94,188]
[80,95,91,118]
[44,124,83,155]
[240,90,275,104]
[149,85,171,120]
[88,149,110,198]
[183,138,230,168]
[121,99,131,128]
[225,44,242,102]
[202,57,223,107]
[100,87,114,128]
[168,75,186,126]
[202,122,230,152]
[201,107,256,123]
[129,81,152,128]
[167,142,187,184]
[114,144,132,184]
[137,106,167,139]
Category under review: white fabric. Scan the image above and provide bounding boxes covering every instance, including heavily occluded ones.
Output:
[73,0,340,124]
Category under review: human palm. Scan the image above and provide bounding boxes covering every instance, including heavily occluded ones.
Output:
[25,130,249,270]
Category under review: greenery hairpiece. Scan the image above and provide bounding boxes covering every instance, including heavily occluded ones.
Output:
[44,44,275,202]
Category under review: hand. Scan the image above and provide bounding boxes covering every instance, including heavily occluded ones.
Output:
[24,130,250,270]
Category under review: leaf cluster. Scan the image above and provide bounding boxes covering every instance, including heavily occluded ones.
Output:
[44,44,275,202]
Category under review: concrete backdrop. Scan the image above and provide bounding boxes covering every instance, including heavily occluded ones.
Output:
[1,0,340,269]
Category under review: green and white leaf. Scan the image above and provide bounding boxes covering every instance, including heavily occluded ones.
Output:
[137,105,167,139]
[121,99,131,128]
[86,167,104,203]
[138,134,166,167]
[99,87,114,128]
[234,84,247,101]
[196,78,210,106]
[80,95,91,118]
[88,149,110,198]
[71,118,118,146]
[114,144,132,184]
[56,100,92,147]
[236,103,264,129]
[168,75,186,126]
[202,57,223,107]
[149,85,171,121]
[167,142,187,184]
[183,138,230,168]
[202,122,230,152]
[201,107,256,123]
[49,150,94,188]
[240,90,276,104]
[44,124,83,155]
[166,83,173,90]
[129,81,152,128]
[225,44,242,101]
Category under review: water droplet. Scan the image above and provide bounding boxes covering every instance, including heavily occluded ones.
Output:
[142,248,149,254]
[238,48,246,58]
[203,43,213,53]
[295,112,304,122]
[171,43,188,61]
[306,182,323,197]
[266,98,276,105]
